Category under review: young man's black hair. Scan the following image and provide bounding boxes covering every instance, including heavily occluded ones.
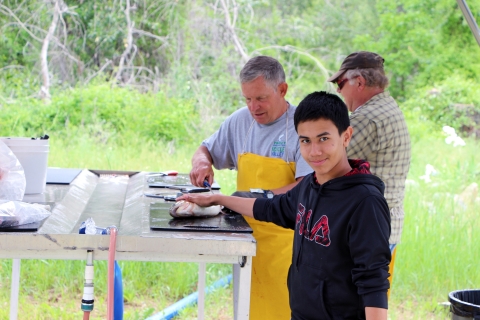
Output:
[294,91,350,134]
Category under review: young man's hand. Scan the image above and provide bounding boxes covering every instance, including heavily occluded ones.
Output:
[176,193,256,218]
[176,193,218,207]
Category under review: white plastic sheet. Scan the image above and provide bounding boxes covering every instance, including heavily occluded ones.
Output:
[0,200,51,227]
[0,140,26,200]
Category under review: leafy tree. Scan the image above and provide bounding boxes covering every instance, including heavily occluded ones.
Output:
[354,0,480,100]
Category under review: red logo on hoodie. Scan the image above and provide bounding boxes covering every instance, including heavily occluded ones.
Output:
[297,203,331,247]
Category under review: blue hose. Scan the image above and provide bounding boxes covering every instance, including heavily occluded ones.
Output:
[145,274,232,320]
[114,261,123,320]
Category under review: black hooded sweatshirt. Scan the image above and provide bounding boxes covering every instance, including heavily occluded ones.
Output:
[253,160,391,320]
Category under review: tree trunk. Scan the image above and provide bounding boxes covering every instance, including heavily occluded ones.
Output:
[40,0,63,100]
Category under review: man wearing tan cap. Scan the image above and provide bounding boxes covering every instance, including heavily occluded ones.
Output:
[328,51,411,295]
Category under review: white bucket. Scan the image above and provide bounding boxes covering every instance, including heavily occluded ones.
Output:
[0,137,49,194]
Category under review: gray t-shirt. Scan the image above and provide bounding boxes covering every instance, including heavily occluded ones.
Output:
[202,104,312,179]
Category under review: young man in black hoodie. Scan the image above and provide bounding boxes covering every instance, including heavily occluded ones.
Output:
[177,91,391,320]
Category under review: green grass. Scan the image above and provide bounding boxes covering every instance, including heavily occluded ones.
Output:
[389,135,480,319]
[0,259,233,319]
[1,127,479,319]
[47,130,238,195]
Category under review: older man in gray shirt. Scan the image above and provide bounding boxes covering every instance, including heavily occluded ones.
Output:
[189,55,312,319]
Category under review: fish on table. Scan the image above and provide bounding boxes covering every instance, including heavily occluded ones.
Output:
[169,200,222,218]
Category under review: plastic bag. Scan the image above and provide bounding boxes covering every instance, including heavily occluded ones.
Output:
[0,200,51,227]
[79,217,112,235]
[0,140,26,200]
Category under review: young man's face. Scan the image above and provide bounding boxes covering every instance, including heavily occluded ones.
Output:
[297,118,353,184]
[241,76,288,124]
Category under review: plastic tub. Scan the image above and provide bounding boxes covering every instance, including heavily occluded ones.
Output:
[0,138,49,194]
[1,138,49,147]
[449,289,480,320]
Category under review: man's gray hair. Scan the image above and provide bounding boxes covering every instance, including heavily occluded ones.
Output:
[346,68,389,89]
[239,56,286,89]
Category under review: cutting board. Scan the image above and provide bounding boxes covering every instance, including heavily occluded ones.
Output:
[0,219,47,232]
[46,168,82,184]
[149,202,252,233]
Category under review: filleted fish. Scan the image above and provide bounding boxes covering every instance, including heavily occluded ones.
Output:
[169,200,222,218]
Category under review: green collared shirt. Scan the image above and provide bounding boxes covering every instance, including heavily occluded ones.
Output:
[347,91,411,244]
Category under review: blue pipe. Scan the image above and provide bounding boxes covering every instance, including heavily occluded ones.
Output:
[145,274,232,320]
[114,261,123,319]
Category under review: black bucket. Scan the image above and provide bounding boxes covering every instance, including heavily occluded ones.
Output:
[449,290,480,319]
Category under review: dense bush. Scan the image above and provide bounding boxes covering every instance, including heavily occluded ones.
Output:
[0,83,199,143]
[402,76,480,138]
[353,0,480,101]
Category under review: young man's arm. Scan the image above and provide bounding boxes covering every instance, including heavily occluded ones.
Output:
[365,307,387,320]
[349,195,391,318]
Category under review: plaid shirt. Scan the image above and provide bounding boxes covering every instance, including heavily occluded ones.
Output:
[347,91,411,244]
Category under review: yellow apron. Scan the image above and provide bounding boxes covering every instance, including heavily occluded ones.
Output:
[387,246,397,299]
[237,152,296,320]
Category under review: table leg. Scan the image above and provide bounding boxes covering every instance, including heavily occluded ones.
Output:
[233,257,251,320]
[10,259,21,320]
[197,262,206,320]
[233,263,239,316]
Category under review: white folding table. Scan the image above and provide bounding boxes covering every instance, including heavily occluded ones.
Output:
[0,169,256,320]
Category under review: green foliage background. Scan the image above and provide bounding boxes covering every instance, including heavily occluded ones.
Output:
[2,0,479,137]
[1,83,197,142]
[1,0,480,319]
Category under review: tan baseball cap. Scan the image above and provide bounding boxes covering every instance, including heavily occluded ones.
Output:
[327,51,385,82]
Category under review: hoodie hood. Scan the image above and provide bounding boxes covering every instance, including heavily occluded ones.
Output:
[310,159,385,195]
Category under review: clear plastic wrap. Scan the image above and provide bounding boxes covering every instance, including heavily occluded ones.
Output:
[0,140,26,200]
[0,200,51,227]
